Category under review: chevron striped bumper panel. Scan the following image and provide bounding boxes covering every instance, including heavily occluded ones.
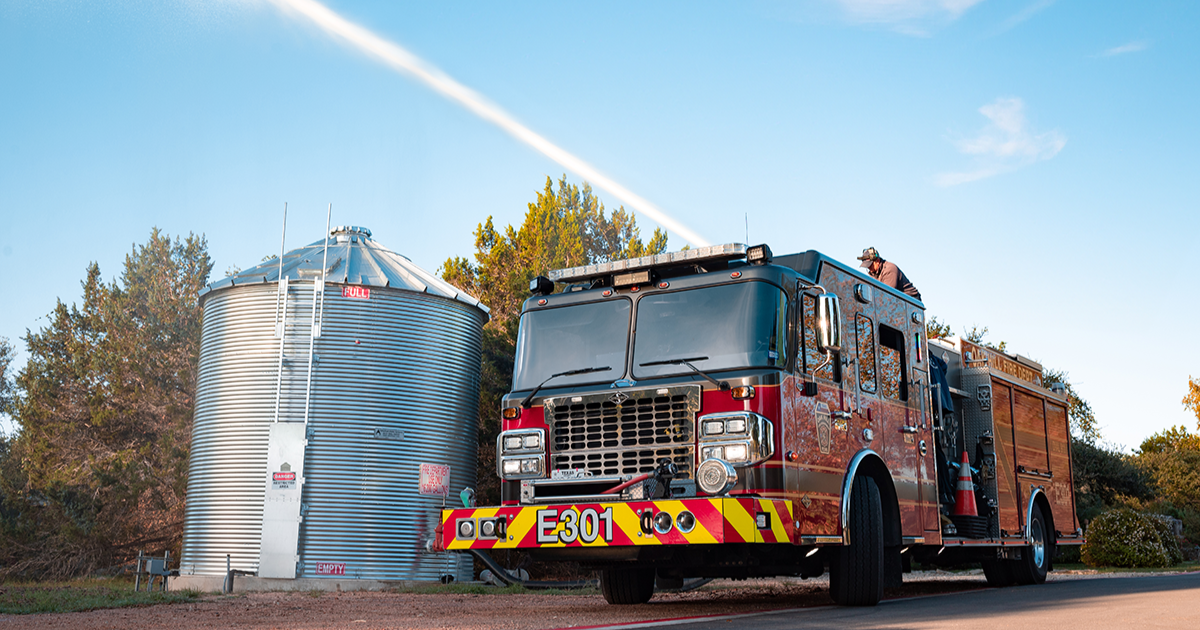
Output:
[440,498,794,551]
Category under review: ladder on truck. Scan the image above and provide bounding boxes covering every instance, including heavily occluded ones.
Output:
[259,204,332,580]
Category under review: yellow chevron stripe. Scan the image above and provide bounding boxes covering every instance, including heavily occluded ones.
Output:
[612,502,654,546]
[722,498,759,543]
[761,499,790,542]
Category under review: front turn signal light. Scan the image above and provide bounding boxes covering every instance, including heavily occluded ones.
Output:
[731,385,755,400]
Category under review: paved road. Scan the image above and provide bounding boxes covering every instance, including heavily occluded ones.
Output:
[578,572,1200,630]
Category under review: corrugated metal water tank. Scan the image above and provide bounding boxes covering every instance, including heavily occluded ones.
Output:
[180,226,487,582]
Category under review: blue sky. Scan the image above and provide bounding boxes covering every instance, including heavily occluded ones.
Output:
[1,0,1197,448]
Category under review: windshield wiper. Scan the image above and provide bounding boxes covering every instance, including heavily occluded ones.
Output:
[638,356,730,391]
[520,366,613,408]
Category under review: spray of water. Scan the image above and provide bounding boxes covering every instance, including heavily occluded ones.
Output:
[265,0,710,248]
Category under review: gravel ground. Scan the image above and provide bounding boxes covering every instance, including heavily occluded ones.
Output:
[0,569,1183,630]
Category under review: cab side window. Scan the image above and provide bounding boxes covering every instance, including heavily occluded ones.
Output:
[856,314,877,393]
[878,324,908,401]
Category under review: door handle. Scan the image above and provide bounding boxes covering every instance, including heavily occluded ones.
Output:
[900,425,918,434]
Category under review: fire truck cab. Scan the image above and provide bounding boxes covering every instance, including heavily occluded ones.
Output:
[440,243,1082,606]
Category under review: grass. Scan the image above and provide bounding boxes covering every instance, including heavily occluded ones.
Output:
[1054,560,1200,574]
[0,578,202,615]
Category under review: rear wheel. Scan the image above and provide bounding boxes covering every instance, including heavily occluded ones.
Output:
[982,559,1016,587]
[1011,503,1051,585]
[829,475,884,606]
[600,567,655,605]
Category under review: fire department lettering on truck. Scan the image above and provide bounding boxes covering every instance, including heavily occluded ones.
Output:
[536,507,615,544]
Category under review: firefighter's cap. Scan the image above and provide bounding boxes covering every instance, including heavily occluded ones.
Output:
[857,247,880,268]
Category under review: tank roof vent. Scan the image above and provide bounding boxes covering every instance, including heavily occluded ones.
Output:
[331,225,372,239]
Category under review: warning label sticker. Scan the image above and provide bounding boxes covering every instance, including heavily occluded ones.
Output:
[419,463,451,497]
[272,471,297,490]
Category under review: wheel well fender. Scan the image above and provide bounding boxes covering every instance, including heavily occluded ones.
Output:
[1027,489,1056,546]
[841,449,902,547]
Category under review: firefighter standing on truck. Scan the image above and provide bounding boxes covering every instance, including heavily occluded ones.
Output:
[858,247,921,300]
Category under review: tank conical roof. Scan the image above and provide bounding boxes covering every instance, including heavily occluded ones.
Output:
[200,226,487,313]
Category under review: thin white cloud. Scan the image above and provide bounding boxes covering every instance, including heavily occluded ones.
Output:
[833,0,985,34]
[1099,41,1149,57]
[936,98,1065,187]
[994,0,1055,34]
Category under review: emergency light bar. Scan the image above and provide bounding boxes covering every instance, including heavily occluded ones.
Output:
[548,243,749,284]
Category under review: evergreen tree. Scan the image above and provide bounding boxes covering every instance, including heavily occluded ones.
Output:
[441,177,667,503]
[1,229,211,578]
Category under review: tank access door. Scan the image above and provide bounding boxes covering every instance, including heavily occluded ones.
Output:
[258,422,308,578]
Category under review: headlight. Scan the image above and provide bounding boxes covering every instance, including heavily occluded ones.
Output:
[497,428,547,480]
[724,443,749,462]
[696,412,773,467]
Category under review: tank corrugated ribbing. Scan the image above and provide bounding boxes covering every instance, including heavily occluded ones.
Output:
[181,277,484,581]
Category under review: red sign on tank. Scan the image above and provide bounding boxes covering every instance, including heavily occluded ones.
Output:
[342,286,370,300]
[315,562,346,575]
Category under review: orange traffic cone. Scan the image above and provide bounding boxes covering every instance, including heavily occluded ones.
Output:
[951,451,978,517]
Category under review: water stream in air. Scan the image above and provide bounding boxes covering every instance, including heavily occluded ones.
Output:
[265,0,710,247]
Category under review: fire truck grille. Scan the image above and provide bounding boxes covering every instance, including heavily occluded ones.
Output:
[544,385,701,479]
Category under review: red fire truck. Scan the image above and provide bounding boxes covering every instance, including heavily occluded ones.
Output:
[439,244,1082,606]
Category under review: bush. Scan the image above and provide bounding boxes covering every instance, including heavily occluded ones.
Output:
[1081,508,1176,568]
[1145,514,1184,566]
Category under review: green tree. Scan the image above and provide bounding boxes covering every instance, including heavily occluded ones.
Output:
[441,177,668,504]
[963,325,1007,353]
[925,316,952,340]
[1185,376,1200,428]
[0,337,14,420]
[1,229,211,578]
[1071,439,1153,527]
[1133,426,1200,541]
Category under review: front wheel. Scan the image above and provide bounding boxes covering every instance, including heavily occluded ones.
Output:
[600,567,655,605]
[829,475,884,606]
[1011,503,1051,585]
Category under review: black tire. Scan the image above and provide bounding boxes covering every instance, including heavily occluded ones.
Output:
[1011,503,1051,585]
[982,559,1016,587]
[829,475,884,606]
[600,567,655,605]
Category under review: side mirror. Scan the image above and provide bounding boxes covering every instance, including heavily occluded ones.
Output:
[816,293,842,352]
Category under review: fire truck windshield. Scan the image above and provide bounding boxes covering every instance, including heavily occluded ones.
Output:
[513,298,632,391]
[633,282,787,379]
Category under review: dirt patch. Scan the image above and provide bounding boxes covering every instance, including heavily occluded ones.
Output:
[0,571,1071,630]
